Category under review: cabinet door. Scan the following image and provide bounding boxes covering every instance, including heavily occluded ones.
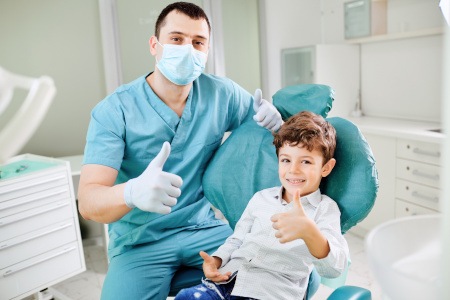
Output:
[395,199,438,218]
[281,46,314,87]
[353,133,396,236]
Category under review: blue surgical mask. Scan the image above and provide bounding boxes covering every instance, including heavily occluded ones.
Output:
[156,41,207,86]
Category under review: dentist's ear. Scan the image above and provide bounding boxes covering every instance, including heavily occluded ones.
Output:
[149,36,159,55]
[321,158,336,177]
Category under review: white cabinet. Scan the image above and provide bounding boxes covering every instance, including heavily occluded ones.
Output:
[353,133,396,236]
[0,154,85,300]
[395,139,441,217]
[351,130,442,236]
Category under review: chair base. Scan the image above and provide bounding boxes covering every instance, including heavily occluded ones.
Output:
[327,285,372,300]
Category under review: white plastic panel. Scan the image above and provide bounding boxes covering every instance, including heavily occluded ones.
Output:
[396,139,441,165]
[0,220,77,269]
[395,199,438,218]
[0,242,83,300]
[396,158,441,189]
[395,178,440,211]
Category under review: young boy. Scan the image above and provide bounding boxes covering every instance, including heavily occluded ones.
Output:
[175,111,349,300]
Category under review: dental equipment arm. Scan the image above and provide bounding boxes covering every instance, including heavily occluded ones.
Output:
[0,66,56,163]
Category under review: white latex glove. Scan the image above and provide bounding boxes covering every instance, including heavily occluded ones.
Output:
[124,142,182,214]
[253,89,283,132]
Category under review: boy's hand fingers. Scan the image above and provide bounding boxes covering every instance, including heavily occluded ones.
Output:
[270,213,280,222]
[199,251,213,263]
[293,189,306,215]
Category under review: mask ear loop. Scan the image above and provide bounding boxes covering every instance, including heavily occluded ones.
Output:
[155,38,164,64]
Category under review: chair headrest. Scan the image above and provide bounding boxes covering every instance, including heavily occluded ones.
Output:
[273,84,334,120]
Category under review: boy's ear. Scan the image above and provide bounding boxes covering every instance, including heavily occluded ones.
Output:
[321,158,336,177]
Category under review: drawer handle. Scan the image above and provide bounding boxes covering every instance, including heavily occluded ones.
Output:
[412,169,440,181]
[412,191,439,203]
[0,222,72,250]
[412,147,441,158]
[0,202,69,227]
[2,246,77,277]
[0,189,67,210]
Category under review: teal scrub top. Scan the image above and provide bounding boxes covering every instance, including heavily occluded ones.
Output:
[83,73,254,258]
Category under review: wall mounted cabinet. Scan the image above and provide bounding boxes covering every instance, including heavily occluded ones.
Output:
[281,44,360,118]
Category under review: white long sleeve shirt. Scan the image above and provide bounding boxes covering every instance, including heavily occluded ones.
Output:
[212,187,349,300]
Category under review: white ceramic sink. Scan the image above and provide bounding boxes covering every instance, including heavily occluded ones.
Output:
[365,214,442,300]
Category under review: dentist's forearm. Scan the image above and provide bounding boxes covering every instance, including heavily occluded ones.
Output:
[78,182,130,223]
[77,164,131,223]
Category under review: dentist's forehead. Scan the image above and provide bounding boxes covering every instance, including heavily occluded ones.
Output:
[160,11,210,38]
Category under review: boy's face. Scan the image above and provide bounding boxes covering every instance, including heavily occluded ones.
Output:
[278,143,335,203]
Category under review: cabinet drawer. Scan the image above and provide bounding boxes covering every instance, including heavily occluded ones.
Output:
[0,200,73,242]
[0,170,68,202]
[395,199,438,218]
[396,158,440,188]
[0,186,70,219]
[0,220,77,269]
[396,139,441,165]
[0,242,84,300]
[395,179,440,211]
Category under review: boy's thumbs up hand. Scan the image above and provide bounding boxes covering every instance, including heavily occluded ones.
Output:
[271,189,313,243]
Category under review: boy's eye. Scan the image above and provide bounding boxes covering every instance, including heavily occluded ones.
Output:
[280,158,290,163]
[301,160,311,164]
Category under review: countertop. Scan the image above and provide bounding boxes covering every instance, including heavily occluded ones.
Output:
[346,116,445,144]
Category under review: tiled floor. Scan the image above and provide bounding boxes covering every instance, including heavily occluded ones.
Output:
[46,232,382,300]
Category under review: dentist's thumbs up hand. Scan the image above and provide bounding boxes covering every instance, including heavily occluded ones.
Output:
[124,142,182,214]
[253,89,283,132]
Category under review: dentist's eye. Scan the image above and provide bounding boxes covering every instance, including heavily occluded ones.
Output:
[170,37,182,43]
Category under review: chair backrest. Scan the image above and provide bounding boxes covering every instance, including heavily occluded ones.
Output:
[0,67,56,163]
[203,84,378,233]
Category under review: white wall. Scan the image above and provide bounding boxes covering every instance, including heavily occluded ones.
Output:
[0,0,106,157]
[259,0,445,122]
[222,0,261,93]
[441,24,450,300]
[360,0,445,122]
[259,0,323,99]
[0,0,446,155]
[0,0,260,158]
[361,36,443,122]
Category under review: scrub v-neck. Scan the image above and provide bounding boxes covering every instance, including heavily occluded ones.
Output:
[144,82,194,154]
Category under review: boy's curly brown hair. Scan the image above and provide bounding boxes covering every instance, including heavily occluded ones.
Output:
[273,111,337,164]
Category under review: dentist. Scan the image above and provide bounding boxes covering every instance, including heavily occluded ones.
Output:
[78,2,282,299]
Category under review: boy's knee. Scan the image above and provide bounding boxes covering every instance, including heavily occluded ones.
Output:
[175,286,209,300]
[174,288,193,300]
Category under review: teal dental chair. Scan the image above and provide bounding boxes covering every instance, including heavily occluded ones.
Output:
[200,84,378,300]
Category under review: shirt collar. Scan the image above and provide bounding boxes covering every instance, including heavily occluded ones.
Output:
[274,187,322,207]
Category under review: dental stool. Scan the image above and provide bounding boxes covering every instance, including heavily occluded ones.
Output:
[201,84,378,299]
